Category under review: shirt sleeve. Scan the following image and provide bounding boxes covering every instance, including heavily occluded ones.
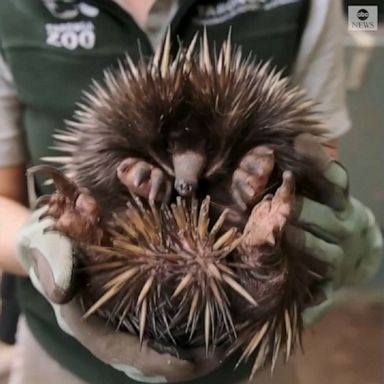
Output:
[292,0,351,140]
[0,53,27,166]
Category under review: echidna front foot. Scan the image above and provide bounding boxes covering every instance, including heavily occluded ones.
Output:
[231,146,275,210]
[117,157,171,202]
[234,173,297,378]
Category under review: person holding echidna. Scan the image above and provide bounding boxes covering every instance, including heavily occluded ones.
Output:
[0,1,382,384]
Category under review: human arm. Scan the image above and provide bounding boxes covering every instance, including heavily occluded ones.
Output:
[0,53,29,275]
[0,167,29,275]
[292,0,351,143]
[293,0,350,160]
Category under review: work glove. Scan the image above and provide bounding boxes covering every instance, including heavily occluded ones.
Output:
[288,134,383,326]
[16,208,224,383]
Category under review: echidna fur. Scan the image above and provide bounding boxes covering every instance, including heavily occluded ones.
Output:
[38,30,329,378]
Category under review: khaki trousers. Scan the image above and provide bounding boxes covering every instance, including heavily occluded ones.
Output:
[8,317,297,384]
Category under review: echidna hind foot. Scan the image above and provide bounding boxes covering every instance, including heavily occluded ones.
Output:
[29,165,104,244]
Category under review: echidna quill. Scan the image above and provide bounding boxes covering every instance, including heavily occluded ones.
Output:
[30,30,329,379]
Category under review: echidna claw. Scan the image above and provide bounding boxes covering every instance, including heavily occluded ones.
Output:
[275,171,295,201]
[37,193,69,221]
[241,173,295,248]
[162,181,172,205]
[28,165,78,200]
[34,194,53,209]
[149,168,165,201]
[39,210,51,221]
[117,157,171,203]
[231,187,247,212]
[43,224,57,234]
[263,193,273,201]
[133,164,151,187]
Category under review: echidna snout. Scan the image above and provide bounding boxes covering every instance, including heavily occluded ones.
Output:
[175,179,195,196]
[172,151,206,196]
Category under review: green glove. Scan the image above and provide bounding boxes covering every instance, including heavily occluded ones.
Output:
[289,134,383,326]
[16,208,224,383]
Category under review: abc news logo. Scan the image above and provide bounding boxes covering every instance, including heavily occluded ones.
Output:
[348,6,378,31]
[357,9,369,21]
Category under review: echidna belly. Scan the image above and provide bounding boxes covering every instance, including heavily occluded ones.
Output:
[76,197,252,350]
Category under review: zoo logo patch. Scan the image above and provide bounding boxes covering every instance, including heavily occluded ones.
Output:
[193,0,300,25]
[45,21,96,50]
[43,1,98,50]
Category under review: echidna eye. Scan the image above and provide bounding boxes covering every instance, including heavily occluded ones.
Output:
[206,141,215,153]
[166,141,176,153]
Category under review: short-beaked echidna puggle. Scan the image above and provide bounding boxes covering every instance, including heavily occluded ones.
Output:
[31,31,328,379]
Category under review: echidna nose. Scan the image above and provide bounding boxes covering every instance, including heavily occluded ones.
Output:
[175,179,195,197]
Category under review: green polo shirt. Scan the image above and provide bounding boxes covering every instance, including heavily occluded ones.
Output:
[0,0,310,382]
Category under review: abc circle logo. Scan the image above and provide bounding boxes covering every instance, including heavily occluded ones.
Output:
[357,9,369,21]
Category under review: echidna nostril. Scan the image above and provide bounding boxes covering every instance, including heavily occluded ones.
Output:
[175,180,193,196]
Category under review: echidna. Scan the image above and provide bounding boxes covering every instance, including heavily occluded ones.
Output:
[31,31,329,379]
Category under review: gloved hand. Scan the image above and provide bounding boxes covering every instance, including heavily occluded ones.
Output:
[16,207,224,383]
[288,134,383,326]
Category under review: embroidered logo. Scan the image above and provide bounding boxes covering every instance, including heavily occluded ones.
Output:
[193,0,300,26]
[43,0,99,20]
[45,21,96,50]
